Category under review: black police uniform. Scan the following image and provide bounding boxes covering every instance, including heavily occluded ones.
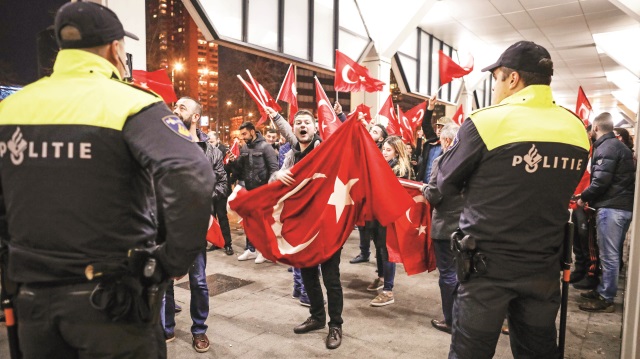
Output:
[438,85,590,358]
[0,3,215,358]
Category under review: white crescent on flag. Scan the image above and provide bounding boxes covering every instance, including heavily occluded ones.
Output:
[271,173,327,255]
[341,65,358,84]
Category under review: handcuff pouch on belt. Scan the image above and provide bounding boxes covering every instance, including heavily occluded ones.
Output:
[451,229,487,282]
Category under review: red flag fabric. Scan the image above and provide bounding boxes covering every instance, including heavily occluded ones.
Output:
[223,139,240,165]
[237,70,282,125]
[386,178,436,275]
[377,95,398,128]
[576,86,592,126]
[205,216,225,248]
[334,50,386,93]
[315,76,342,140]
[132,69,177,103]
[452,105,464,126]
[404,101,427,130]
[439,51,473,86]
[228,114,414,267]
[395,107,416,146]
[349,103,373,123]
[277,64,299,124]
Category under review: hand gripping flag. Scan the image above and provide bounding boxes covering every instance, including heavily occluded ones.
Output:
[349,103,373,124]
[205,216,225,248]
[237,70,282,125]
[315,76,342,140]
[576,86,592,126]
[452,105,464,126]
[132,69,177,103]
[334,50,386,93]
[228,113,414,268]
[386,178,436,275]
[223,139,240,165]
[277,64,299,124]
[439,50,473,86]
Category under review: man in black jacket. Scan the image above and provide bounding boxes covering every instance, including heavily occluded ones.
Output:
[229,121,279,263]
[577,112,635,313]
[207,132,234,255]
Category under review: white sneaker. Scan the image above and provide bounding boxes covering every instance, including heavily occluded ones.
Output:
[255,251,267,264]
[238,249,257,261]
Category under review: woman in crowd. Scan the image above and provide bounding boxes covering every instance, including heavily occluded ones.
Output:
[368,136,414,307]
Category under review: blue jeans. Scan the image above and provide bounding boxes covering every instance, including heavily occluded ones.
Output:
[245,237,255,252]
[372,222,395,291]
[357,226,372,258]
[293,267,307,296]
[162,250,209,335]
[433,239,457,325]
[596,207,632,302]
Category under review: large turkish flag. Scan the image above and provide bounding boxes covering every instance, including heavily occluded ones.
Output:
[228,114,414,267]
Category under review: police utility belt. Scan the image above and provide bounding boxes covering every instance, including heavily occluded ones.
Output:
[85,245,167,324]
[451,229,487,282]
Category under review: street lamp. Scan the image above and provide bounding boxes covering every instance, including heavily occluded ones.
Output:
[171,62,183,85]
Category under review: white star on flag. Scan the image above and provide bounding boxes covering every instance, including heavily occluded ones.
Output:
[327,178,359,222]
[417,225,427,235]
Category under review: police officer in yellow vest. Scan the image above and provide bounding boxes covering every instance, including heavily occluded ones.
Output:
[437,41,590,358]
[0,2,214,358]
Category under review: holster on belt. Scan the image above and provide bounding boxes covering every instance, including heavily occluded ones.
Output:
[451,229,487,282]
[87,246,168,324]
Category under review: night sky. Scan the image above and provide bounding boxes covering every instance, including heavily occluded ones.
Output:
[0,0,67,86]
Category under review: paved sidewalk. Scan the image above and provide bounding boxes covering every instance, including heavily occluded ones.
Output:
[0,220,624,358]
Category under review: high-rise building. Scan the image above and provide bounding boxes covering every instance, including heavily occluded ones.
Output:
[146,0,218,133]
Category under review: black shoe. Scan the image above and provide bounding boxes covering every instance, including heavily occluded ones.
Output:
[349,253,370,264]
[573,276,599,290]
[224,245,234,255]
[579,295,614,313]
[207,245,220,252]
[326,326,342,349]
[294,317,325,334]
[569,271,585,284]
[430,319,451,334]
[580,290,600,300]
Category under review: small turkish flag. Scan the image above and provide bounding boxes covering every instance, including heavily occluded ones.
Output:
[277,64,299,124]
[377,95,397,128]
[439,51,473,86]
[228,113,414,267]
[576,86,592,126]
[386,178,436,275]
[334,50,386,93]
[132,69,177,103]
[404,101,427,130]
[452,105,464,126]
[237,70,282,125]
[206,216,225,248]
[348,103,373,123]
[394,107,416,146]
[315,76,342,140]
[223,139,240,165]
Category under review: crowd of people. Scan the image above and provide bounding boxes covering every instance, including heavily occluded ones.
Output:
[0,2,635,359]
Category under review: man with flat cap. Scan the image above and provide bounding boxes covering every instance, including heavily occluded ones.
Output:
[0,2,214,358]
[437,41,590,358]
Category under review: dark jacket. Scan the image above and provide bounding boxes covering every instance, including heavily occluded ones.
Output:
[233,132,279,190]
[204,143,229,200]
[437,85,590,279]
[581,132,635,211]
[423,156,463,240]
[416,108,439,182]
[0,49,215,282]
